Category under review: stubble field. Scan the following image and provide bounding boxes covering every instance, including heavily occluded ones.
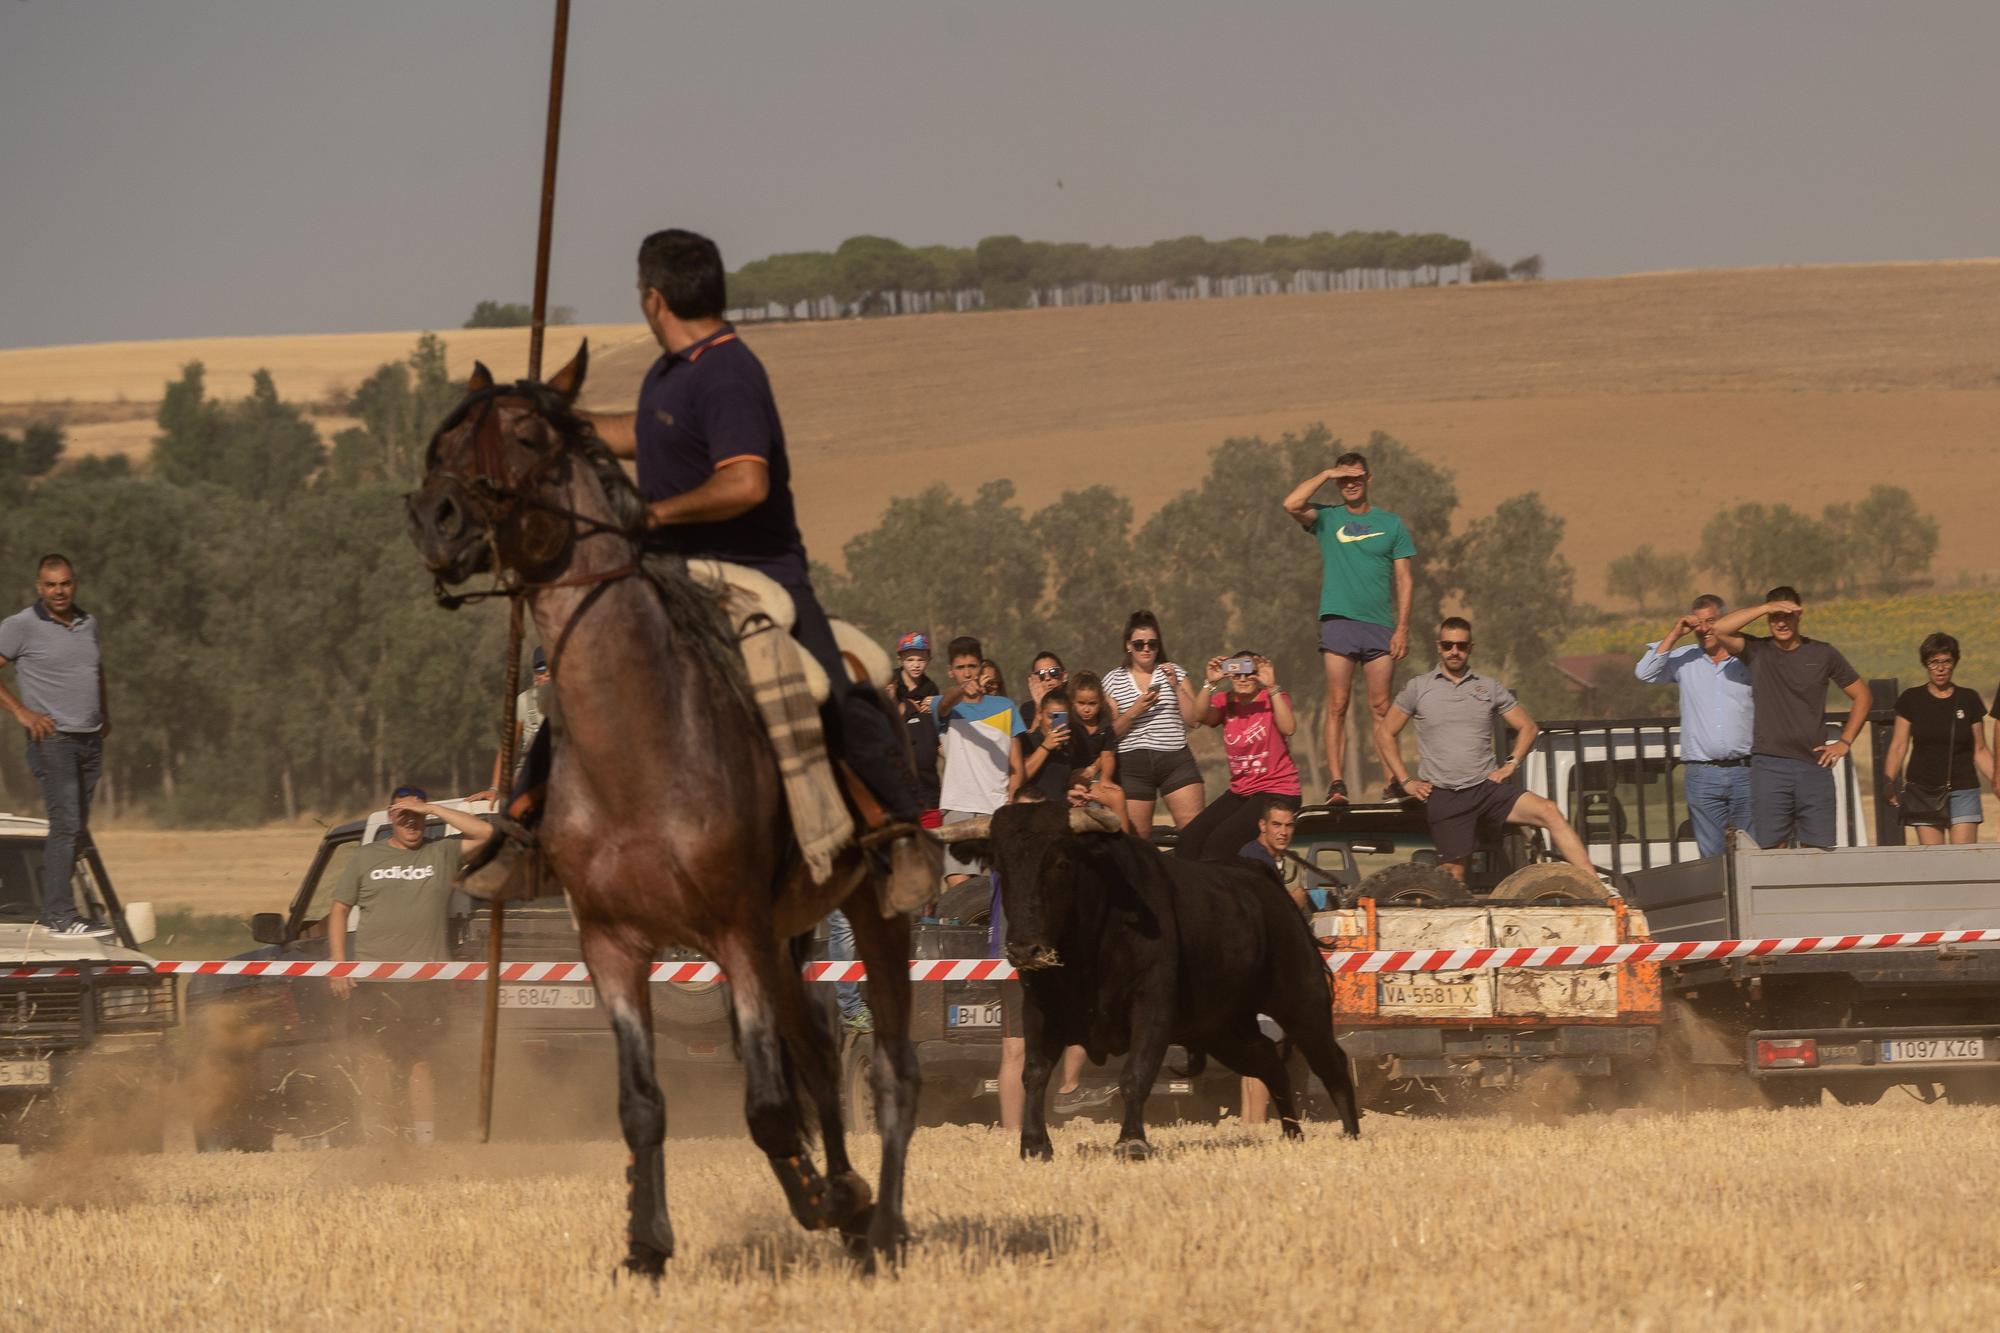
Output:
[5,1103,1999,1330]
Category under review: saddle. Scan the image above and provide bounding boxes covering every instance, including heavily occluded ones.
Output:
[681,559,885,885]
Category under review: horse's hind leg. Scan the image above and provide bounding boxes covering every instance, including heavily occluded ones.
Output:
[846,899,919,1267]
[582,927,674,1277]
[778,936,873,1230]
[717,937,837,1232]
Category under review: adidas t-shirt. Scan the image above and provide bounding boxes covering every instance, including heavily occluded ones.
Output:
[330,839,462,963]
[936,694,1024,815]
[1311,506,1415,626]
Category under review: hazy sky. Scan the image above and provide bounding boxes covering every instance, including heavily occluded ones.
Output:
[3,1,1996,349]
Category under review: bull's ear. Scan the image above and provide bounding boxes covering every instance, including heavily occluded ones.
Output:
[466,361,494,392]
[545,340,589,403]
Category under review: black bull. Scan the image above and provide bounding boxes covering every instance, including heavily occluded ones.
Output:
[941,802,1362,1159]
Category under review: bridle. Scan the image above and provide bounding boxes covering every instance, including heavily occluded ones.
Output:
[419,378,641,611]
[415,379,650,675]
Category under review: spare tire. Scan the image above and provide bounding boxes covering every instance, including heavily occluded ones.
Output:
[1488,863,1613,905]
[933,879,992,927]
[1357,862,1464,906]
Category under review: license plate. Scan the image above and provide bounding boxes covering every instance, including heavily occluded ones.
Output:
[947,1002,1002,1029]
[0,1059,53,1088]
[496,985,596,1010]
[1880,1037,1984,1063]
[1379,981,1479,1007]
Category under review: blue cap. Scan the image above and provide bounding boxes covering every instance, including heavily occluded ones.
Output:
[896,632,931,655]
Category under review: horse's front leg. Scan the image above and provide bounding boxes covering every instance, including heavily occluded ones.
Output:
[846,897,920,1270]
[582,928,673,1278]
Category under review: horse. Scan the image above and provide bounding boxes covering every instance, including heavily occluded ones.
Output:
[404,342,918,1275]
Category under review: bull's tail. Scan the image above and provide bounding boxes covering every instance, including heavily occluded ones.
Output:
[1170,1048,1207,1079]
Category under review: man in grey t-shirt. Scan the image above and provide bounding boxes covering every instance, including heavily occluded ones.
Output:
[1374,616,1594,882]
[0,554,113,936]
[328,785,495,1146]
[1711,585,1871,849]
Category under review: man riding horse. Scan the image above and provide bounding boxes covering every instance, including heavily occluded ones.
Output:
[471,228,938,911]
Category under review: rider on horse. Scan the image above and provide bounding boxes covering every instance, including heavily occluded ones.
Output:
[477,228,939,912]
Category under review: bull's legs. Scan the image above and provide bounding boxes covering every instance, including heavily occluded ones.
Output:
[1208,1029,1305,1138]
[582,928,674,1278]
[1113,1016,1172,1160]
[715,938,838,1233]
[1017,979,1060,1161]
[1289,1018,1362,1139]
[846,897,920,1268]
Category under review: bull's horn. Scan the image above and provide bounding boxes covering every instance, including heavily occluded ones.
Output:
[932,816,992,845]
[1068,804,1122,834]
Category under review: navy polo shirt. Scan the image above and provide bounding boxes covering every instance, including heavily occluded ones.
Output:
[634,325,809,584]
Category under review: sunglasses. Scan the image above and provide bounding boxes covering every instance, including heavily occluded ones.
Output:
[1032,667,1065,680]
[1128,639,1160,650]
[1437,640,1472,651]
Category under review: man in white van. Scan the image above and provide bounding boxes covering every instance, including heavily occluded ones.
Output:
[327,785,494,1145]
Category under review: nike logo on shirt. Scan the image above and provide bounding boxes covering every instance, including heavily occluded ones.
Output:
[1335,528,1386,544]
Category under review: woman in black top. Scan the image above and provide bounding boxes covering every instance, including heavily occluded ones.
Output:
[1883,632,1993,844]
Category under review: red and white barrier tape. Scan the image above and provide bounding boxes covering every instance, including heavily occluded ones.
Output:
[7,929,1999,982]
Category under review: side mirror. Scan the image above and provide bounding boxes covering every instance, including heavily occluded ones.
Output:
[250,912,286,946]
[124,901,157,946]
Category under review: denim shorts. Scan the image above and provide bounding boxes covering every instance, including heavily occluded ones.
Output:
[1900,787,1983,829]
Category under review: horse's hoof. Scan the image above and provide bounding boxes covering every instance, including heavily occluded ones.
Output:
[1112,1138,1153,1162]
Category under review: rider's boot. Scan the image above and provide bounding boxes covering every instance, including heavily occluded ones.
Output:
[459,729,549,902]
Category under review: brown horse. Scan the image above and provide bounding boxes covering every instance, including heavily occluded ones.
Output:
[404,343,918,1275]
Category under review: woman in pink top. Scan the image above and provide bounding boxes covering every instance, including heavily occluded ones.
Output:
[1177,650,1303,862]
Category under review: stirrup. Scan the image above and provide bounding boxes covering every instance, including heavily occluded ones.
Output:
[457,814,544,902]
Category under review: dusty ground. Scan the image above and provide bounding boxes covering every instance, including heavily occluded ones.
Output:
[4,263,1996,600]
[4,1102,1996,1329]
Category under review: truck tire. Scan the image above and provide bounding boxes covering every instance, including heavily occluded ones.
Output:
[655,978,730,1027]
[1357,863,1464,906]
[1489,863,1614,905]
[933,880,992,926]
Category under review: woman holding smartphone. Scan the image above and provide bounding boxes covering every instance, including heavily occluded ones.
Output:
[1103,610,1207,833]
[1177,650,1303,861]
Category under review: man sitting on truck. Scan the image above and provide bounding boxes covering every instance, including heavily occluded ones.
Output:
[1374,617,1596,883]
[1709,587,1871,850]
[327,786,495,1145]
[1634,593,1755,857]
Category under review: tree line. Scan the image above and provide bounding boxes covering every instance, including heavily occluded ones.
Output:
[0,340,509,826]
[727,230,1544,321]
[1607,488,1941,614]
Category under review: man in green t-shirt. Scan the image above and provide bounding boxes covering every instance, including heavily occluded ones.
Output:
[327,784,495,1145]
[1283,451,1415,804]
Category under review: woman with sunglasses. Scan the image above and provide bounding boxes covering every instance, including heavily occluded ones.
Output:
[1103,610,1207,833]
[1022,651,1067,727]
[1178,650,1302,861]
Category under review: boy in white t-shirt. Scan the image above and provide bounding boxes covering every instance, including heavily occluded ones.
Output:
[934,634,1024,887]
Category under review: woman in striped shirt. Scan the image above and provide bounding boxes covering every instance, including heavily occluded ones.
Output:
[1103,609,1207,833]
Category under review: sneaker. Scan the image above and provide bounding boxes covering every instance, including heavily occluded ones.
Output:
[47,918,115,938]
[1324,779,1349,805]
[1383,778,1410,802]
[1052,1084,1116,1113]
[841,1010,874,1035]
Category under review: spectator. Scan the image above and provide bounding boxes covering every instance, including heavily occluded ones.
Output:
[327,785,496,1145]
[1021,687,1114,805]
[1282,452,1415,804]
[936,636,1025,890]
[485,645,553,795]
[979,659,1007,699]
[1064,671,1126,821]
[1178,652,1303,862]
[1103,610,1207,834]
[0,554,113,937]
[1374,617,1596,882]
[1236,797,1315,912]
[1634,594,1755,857]
[1021,651,1067,727]
[1884,633,1991,845]
[1711,587,1872,849]
[890,631,942,809]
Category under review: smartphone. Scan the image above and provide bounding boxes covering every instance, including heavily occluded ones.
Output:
[1224,656,1257,676]
[1048,710,1069,731]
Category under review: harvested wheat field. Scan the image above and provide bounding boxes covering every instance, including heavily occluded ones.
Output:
[89,824,328,917]
[5,264,1998,599]
[5,1105,1999,1329]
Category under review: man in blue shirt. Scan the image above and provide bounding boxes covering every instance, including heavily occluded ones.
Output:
[580,230,935,907]
[1634,594,1755,857]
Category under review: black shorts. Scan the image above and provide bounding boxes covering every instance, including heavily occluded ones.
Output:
[1117,746,1203,802]
[1319,615,1393,661]
[352,984,450,1063]
[1423,781,1522,862]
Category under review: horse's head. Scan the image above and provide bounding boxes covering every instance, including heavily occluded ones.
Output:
[405,341,610,588]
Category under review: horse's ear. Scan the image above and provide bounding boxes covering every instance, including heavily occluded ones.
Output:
[466,361,494,392]
[546,340,589,404]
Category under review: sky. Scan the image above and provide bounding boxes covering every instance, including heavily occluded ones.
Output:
[2,0,1996,349]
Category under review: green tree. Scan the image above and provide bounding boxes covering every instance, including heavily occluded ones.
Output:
[1699,503,1842,605]
[0,421,65,479]
[1823,485,1939,594]
[1456,492,1576,712]
[464,299,533,327]
[152,362,229,489]
[1607,544,1695,613]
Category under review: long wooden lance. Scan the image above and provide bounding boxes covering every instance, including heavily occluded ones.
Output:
[481,0,572,1146]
